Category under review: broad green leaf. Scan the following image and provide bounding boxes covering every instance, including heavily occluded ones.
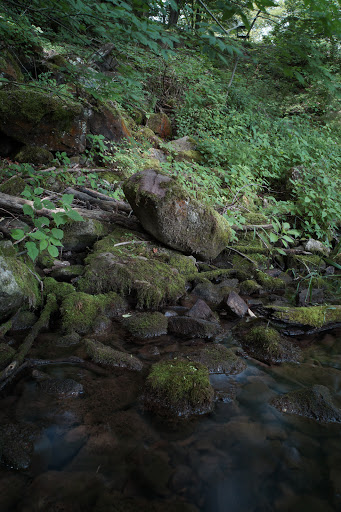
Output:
[48,245,59,257]
[66,209,84,222]
[50,238,63,247]
[42,199,56,209]
[10,229,26,240]
[51,228,64,240]
[35,217,50,228]
[25,241,39,262]
[30,231,47,240]
[40,239,48,251]
[34,187,44,195]
[61,194,74,206]
[23,204,34,218]
[269,232,279,243]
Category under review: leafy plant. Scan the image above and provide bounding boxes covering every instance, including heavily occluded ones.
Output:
[10,186,83,261]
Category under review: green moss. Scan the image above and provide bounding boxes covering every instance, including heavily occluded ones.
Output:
[145,359,214,416]
[0,344,16,369]
[240,279,261,295]
[290,254,325,274]
[245,325,282,358]
[187,344,247,374]
[61,291,127,333]
[243,212,269,224]
[123,312,168,338]
[43,277,75,302]
[270,305,341,328]
[189,269,236,284]
[232,244,269,254]
[78,227,197,309]
[85,338,143,371]
[0,241,16,258]
[0,176,26,196]
[174,149,203,163]
[0,88,82,129]
[256,270,285,291]
[15,145,53,165]
[2,255,40,309]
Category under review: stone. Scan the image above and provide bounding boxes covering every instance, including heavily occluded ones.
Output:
[146,112,172,138]
[269,305,341,329]
[304,238,330,256]
[192,279,239,308]
[168,316,220,339]
[123,170,231,260]
[14,145,54,164]
[62,218,111,251]
[187,299,214,320]
[187,344,247,375]
[122,312,168,340]
[0,422,40,470]
[143,359,214,418]
[226,291,248,317]
[50,264,85,281]
[32,370,84,397]
[0,343,16,370]
[85,338,143,371]
[271,385,341,423]
[169,136,203,163]
[89,101,132,142]
[0,88,87,154]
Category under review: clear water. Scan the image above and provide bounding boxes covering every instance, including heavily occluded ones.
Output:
[0,328,340,512]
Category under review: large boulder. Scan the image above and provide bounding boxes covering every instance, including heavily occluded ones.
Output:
[0,88,87,154]
[89,101,132,142]
[146,113,172,139]
[123,170,231,260]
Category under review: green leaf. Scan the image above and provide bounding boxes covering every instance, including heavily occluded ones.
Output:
[25,241,39,262]
[40,239,48,251]
[49,238,63,247]
[51,228,64,240]
[33,197,43,210]
[35,217,50,228]
[52,212,68,227]
[11,229,26,240]
[66,209,84,222]
[23,204,34,218]
[48,245,59,257]
[61,194,74,206]
[42,199,56,209]
[34,187,44,195]
[276,248,287,256]
[30,231,47,240]
[269,232,279,243]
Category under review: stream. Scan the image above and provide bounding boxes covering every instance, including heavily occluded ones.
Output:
[0,325,340,512]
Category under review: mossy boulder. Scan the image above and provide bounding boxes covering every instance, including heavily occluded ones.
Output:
[50,264,85,282]
[240,279,262,295]
[0,88,87,154]
[85,338,143,371]
[169,136,203,163]
[255,270,285,292]
[243,324,301,364]
[14,145,54,165]
[43,277,75,302]
[61,291,127,333]
[0,344,16,370]
[123,170,231,260]
[122,312,168,340]
[168,316,220,339]
[143,360,214,418]
[89,100,132,142]
[269,305,341,329]
[187,344,247,375]
[62,218,111,251]
[146,113,172,139]
[10,310,37,331]
[0,176,26,196]
[77,227,197,309]
[271,385,341,423]
[0,254,40,319]
[192,279,239,308]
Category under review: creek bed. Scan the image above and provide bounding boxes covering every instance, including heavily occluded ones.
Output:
[0,327,340,512]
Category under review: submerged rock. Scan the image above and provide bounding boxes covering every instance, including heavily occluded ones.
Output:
[243,325,301,365]
[85,338,143,371]
[143,359,214,418]
[0,422,40,470]
[123,170,231,260]
[271,385,341,423]
[186,344,247,375]
[122,312,168,340]
[32,370,84,397]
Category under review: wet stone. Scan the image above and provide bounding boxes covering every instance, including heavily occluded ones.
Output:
[168,316,220,340]
[186,344,247,375]
[0,422,40,470]
[32,370,84,398]
[226,291,248,317]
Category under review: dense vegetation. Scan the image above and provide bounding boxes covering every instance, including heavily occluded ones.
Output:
[0,0,340,249]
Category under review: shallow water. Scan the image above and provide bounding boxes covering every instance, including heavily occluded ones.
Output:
[0,328,341,512]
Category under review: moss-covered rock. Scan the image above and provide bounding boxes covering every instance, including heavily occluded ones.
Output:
[10,310,37,331]
[77,227,197,309]
[0,176,26,196]
[62,218,111,251]
[191,279,239,308]
[61,291,127,333]
[187,344,247,375]
[289,254,326,275]
[143,359,214,418]
[243,324,301,364]
[271,385,341,423]
[0,50,24,82]
[0,344,16,370]
[0,254,40,319]
[0,88,87,154]
[168,316,220,339]
[14,145,54,164]
[122,312,168,339]
[255,270,285,292]
[50,264,85,282]
[240,279,261,295]
[269,305,341,329]
[89,100,132,142]
[146,113,172,139]
[123,170,231,261]
[85,338,143,371]
[43,277,75,302]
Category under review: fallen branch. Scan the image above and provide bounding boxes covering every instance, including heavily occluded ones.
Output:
[225,246,258,266]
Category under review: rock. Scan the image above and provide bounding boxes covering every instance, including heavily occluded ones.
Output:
[89,100,132,142]
[85,338,143,371]
[55,332,81,347]
[304,238,330,256]
[240,279,262,295]
[187,299,215,320]
[61,291,127,333]
[169,136,203,163]
[168,316,220,339]
[226,291,248,317]
[192,279,239,308]
[243,324,301,365]
[187,344,247,374]
[143,359,214,418]
[14,145,54,164]
[32,370,84,397]
[0,50,24,82]
[0,253,40,320]
[0,343,16,370]
[77,227,197,309]
[122,312,168,340]
[0,88,87,154]
[269,305,341,330]
[148,148,167,162]
[297,288,324,306]
[10,310,37,331]
[0,422,40,470]
[123,170,231,260]
[0,175,26,196]
[146,112,172,138]
[62,218,111,251]
[50,264,85,282]
[271,385,341,423]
